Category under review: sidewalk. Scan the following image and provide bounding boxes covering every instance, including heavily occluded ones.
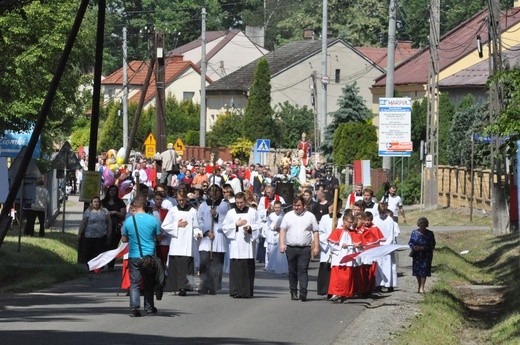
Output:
[47,195,85,233]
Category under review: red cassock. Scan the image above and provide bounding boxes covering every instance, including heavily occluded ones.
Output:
[327,228,361,298]
[357,226,385,295]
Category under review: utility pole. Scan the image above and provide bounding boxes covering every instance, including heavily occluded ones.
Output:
[424,0,440,209]
[319,0,328,146]
[200,7,207,147]
[383,0,397,173]
[155,29,167,153]
[311,71,319,158]
[123,26,156,163]
[488,0,509,234]
[122,27,129,149]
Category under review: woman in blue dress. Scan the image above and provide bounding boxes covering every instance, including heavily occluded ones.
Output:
[408,217,436,293]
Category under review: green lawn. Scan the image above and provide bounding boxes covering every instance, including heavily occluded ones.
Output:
[0,231,86,293]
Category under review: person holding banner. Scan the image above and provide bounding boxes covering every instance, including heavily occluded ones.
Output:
[317,200,343,297]
[121,196,162,317]
[327,211,360,303]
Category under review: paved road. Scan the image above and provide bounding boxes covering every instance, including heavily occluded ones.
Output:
[0,196,490,345]
[0,261,368,345]
[1,196,365,345]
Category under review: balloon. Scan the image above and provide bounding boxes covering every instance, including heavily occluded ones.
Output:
[118,179,134,199]
[106,149,117,164]
[109,163,118,172]
[116,147,126,165]
[103,168,115,188]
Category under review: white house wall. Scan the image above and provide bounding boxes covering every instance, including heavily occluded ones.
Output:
[206,93,247,128]
[270,42,382,116]
[206,32,268,81]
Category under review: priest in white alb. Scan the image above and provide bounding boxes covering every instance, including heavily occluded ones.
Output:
[162,189,202,296]
[222,192,261,298]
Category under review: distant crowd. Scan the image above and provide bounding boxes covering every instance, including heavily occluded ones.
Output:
[75,145,435,317]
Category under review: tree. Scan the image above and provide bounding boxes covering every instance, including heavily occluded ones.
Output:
[448,95,489,168]
[321,82,373,160]
[398,0,490,48]
[438,93,455,165]
[488,67,520,145]
[273,102,314,149]
[408,94,455,165]
[332,121,380,167]
[274,0,387,48]
[0,0,95,157]
[410,97,427,152]
[243,58,277,143]
[164,96,200,144]
[230,138,254,163]
[207,112,244,148]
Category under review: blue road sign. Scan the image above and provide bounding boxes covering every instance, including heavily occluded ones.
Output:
[0,130,41,158]
[256,139,270,153]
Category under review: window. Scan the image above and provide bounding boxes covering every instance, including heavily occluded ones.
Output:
[183,92,195,101]
[335,69,341,83]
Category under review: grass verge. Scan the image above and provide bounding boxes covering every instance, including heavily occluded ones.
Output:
[406,208,492,227]
[394,229,519,345]
[0,231,87,293]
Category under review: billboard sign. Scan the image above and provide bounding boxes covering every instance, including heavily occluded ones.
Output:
[378,97,412,157]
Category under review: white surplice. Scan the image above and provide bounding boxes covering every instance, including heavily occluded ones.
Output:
[318,214,343,263]
[373,215,398,287]
[222,206,261,259]
[197,199,230,253]
[161,204,201,257]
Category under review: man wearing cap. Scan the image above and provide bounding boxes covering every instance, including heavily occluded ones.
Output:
[160,143,180,186]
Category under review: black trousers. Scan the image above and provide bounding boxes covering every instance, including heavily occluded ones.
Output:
[24,209,45,237]
[317,262,331,295]
[285,245,312,295]
[85,236,107,263]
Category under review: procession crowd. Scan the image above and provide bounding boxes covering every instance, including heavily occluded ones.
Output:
[78,144,435,317]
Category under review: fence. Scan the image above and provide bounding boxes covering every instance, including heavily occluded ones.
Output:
[437,165,493,211]
[184,146,232,162]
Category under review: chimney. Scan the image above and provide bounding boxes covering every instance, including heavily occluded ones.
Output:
[303,29,315,40]
[169,54,184,62]
[245,26,265,48]
[398,41,412,49]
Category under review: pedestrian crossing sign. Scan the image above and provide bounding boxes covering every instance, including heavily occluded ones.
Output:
[256,139,270,152]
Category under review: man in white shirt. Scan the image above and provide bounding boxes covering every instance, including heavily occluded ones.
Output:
[279,196,319,302]
[381,185,406,223]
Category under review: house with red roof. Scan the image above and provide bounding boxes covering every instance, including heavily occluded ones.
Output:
[355,41,420,69]
[101,29,268,114]
[102,55,211,109]
[371,5,520,115]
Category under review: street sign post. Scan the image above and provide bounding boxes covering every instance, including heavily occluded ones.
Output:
[174,137,185,156]
[256,139,270,153]
[144,133,156,158]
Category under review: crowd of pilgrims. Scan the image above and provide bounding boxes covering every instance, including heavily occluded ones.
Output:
[94,159,400,302]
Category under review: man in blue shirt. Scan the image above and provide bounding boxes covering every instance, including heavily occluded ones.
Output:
[122,196,162,317]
